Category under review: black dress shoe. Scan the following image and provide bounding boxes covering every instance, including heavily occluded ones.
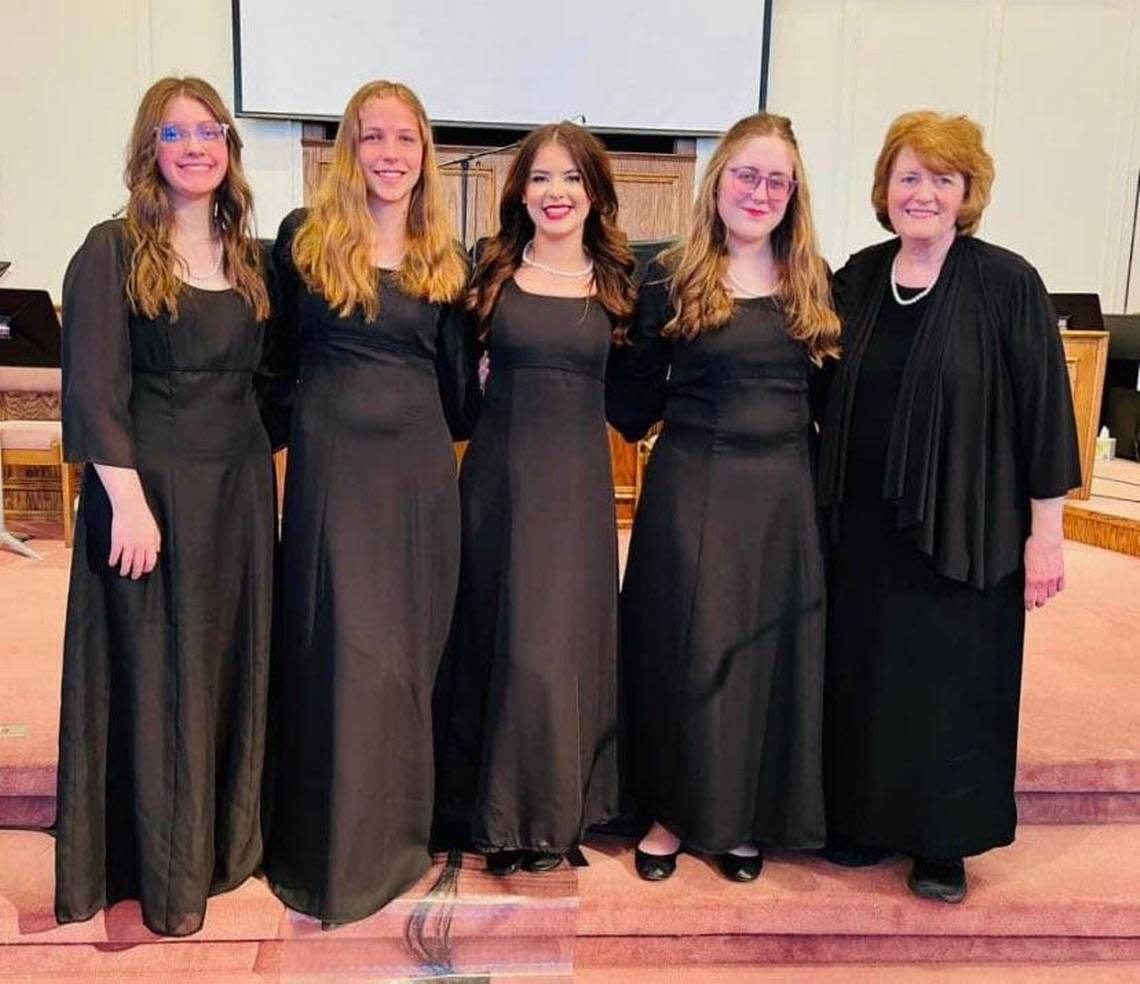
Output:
[821,844,893,867]
[634,847,678,881]
[908,856,967,903]
[522,850,564,873]
[485,850,524,876]
[716,851,763,882]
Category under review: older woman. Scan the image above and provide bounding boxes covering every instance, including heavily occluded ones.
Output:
[818,111,1081,903]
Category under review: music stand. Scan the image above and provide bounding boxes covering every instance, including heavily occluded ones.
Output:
[1049,293,1104,330]
[0,288,62,558]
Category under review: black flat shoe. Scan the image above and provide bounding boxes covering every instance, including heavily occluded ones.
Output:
[821,844,893,867]
[522,850,564,873]
[908,856,966,903]
[634,847,678,881]
[485,850,524,876]
[716,851,763,882]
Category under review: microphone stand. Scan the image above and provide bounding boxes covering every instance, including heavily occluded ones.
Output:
[439,118,584,248]
[441,140,523,249]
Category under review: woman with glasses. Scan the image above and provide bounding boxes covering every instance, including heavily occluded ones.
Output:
[431,122,635,876]
[261,80,470,925]
[607,113,838,883]
[818,112,1080,902]
[55,77,276,935]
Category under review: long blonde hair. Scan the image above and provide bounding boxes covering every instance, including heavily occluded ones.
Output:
[124,77,269,321]
[292,80,467,319]
[662,113,839,362]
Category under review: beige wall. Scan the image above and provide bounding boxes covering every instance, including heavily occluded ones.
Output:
[0,0,302,300]
[3,0,1139,311]
[768,0,1140,311]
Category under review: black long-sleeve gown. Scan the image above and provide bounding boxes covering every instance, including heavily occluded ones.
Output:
[818,236,1082,858]
[262,209,472,924]
[432,281,620,854]
[55,220,276,936]
[607,269,827,853]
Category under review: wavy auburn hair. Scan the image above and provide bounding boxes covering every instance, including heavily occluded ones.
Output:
[292,80,466,320]
[124,76,268,321]
[660,113,839,363]
[467,122,636,341]
[871,110,995,237]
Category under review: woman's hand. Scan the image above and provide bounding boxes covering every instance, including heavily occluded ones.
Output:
[478,352,491,392]
[1023,496,1066,610]
[93,464,161,579]
[1023,534,1064,609]
[109,497,161,579]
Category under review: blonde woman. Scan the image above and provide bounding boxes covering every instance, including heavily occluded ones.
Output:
[55,77,274,935]
[263,80,470,925]
[607,113,839,882]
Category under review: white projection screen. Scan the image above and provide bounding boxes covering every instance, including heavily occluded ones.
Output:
[233,0,772,135]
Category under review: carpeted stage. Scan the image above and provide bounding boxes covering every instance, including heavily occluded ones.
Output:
[0,512,1137,981]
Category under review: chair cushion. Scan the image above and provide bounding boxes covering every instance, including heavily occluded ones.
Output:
[0,419,62,451]
[0,367,62,393]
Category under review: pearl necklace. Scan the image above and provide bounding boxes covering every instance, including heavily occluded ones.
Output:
[725,268,774,299]
[890,254,937,306]
[183,242,224,282]
[522,240,593,278]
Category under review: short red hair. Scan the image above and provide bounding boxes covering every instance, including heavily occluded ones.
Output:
[871,110,995,236]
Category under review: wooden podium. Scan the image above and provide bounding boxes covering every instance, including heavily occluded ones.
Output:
[1061,330,1109,501]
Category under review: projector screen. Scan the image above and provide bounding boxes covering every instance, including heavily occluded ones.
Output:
[233,0,772,135]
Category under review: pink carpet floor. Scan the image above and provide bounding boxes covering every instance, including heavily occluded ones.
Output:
[0,531,1137,979]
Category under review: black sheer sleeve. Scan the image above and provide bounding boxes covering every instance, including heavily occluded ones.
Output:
[61,221,137,467]
[435,299,482,440]
[1000,265,1082,498]
[255,228,300,451]
[605,265,672,441]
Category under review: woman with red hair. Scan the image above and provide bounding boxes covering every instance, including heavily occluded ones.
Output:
[819,111,1081,902]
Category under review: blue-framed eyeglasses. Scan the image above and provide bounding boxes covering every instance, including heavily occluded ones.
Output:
[155,122,229,145]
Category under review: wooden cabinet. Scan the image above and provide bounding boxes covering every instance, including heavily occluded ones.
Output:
[301,137,695,527]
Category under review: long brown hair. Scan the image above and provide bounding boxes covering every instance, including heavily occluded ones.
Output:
[661,113,839,363]
[124,77,269,321]
[467,122,636,341]
[292,80,467,320]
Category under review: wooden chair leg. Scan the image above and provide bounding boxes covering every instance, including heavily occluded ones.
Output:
[58,444,74,547]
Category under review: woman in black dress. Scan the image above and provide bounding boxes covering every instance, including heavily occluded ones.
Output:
[818,111,1081,902]
[262,81,470,926]
[55,77,275,936]
[608,113,839,883]
[432,122,636,875]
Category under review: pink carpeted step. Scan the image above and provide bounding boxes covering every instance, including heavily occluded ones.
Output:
[0,832,574,979]
[574,964,1140,983]
[575,826,1140,962]
[4,540,1138,829]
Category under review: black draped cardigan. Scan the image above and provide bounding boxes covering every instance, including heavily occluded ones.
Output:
[818,235,1081,590]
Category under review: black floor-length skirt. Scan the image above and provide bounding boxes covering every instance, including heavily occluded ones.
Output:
[620,384,827,853]
[824,498,1026,858]
[263,354,460,924]
[432,286,619,853]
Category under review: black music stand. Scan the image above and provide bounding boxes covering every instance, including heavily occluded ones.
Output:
[1049,293,1104,331]
[0,289,62,558]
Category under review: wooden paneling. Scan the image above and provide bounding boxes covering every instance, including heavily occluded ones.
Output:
[301,140,695,244]
[1062,331,1110,500]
